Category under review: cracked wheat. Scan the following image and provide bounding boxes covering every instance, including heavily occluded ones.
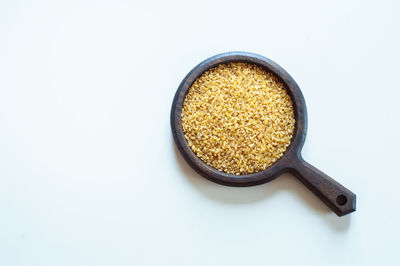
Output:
[181,62,295,175]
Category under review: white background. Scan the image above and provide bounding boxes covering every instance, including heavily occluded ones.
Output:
[1,0,399,265]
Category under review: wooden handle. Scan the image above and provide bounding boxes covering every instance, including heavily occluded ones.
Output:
[289,158,356,216]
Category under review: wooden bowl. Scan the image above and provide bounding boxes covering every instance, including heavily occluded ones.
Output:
[171,51,356,216]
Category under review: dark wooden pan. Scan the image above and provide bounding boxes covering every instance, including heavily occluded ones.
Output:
[170,51,356,216]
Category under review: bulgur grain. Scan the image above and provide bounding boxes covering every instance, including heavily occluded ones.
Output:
[181,62,295,175]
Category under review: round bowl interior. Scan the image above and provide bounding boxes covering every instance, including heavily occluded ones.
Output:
[171,51,307,187]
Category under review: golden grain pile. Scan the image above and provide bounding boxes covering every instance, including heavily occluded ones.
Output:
[181,62,295,175]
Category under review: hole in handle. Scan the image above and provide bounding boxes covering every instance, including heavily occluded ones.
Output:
[336,194,347,206]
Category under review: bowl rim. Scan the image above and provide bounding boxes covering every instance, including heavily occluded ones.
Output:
[170,51,307,187]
